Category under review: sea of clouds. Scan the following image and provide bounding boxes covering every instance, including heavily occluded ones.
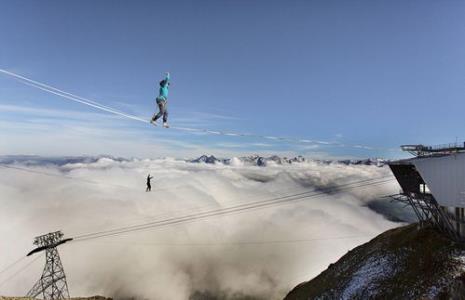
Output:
[0,157,413,299]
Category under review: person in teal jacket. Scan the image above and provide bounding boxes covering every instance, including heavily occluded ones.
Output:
[150,72,170,128]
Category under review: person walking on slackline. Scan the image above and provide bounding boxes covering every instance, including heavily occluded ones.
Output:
[150,72,170,128]
[146,174,154,192]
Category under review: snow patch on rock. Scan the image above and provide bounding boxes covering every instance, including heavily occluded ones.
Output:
[341,255,395,299]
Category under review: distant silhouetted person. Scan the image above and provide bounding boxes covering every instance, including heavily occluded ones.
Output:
[146,174,154,192]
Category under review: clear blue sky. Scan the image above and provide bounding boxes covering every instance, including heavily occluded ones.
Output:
[1,1,465,159]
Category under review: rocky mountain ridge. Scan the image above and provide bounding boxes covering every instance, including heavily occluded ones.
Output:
[285,223,465,300]
[0,155,387,168]
[189,154,386,167]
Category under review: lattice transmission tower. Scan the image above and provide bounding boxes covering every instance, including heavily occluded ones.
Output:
[26,231,73,300]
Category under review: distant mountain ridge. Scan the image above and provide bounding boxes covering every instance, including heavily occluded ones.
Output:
[189,155,386,167]
[0,155,387,167]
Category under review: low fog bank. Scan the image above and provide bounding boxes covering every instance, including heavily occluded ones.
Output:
[0,157,412,299]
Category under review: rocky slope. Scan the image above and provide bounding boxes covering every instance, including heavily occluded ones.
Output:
[285,223,465,300]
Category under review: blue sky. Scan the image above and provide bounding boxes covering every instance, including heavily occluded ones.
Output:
[1,1,465,159]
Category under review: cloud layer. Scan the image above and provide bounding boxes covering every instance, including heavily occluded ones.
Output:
[0,158,408,299]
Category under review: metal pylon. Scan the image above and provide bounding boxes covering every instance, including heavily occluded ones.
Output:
[26,231,72,300]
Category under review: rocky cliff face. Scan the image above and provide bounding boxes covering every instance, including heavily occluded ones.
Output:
[284,223,465,300]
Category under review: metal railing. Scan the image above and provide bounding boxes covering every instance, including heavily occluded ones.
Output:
[401,142,465,157]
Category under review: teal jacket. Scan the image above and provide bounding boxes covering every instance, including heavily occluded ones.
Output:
[158,73,170,100]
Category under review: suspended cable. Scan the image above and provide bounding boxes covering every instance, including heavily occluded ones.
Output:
[63,175,392,238]
[0,164,132,189]
[72,177,395,242]
[77,180,393,242]
[19,79,149,123]
[0,254,42,289]
[0,256,26,277]
[83,235,373,247]
[74,176,392,240]
[73,176,383,239]
[0,68,393,151]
